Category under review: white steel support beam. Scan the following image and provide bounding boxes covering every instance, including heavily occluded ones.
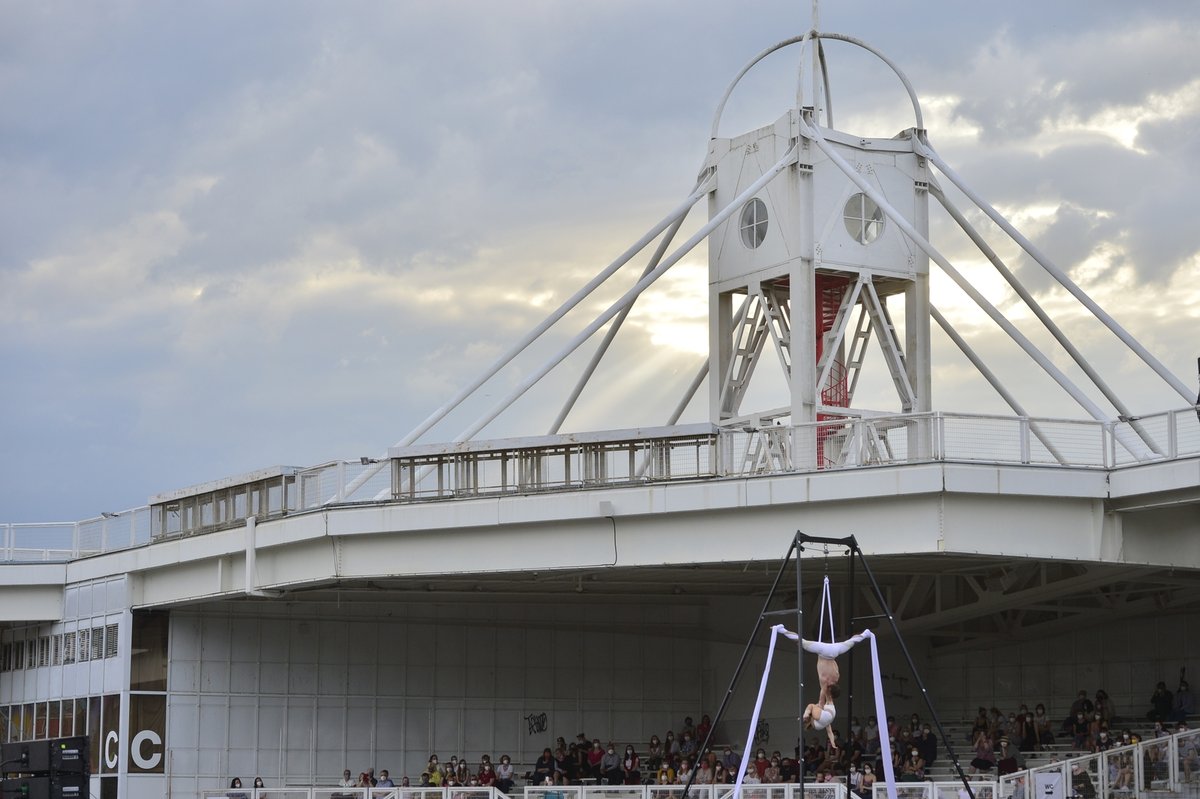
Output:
[929,182,1163,456]
[798,115,1154,461]
[931,305,1067,464]
[452,144,798,447]
[548,203,693,434]
[917,137,1195,405]
[334,174,714,502]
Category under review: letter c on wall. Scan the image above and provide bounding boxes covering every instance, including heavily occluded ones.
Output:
[105,730,119,769]
[131,730,163,770]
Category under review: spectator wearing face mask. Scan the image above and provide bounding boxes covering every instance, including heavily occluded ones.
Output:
[600,743,622,785]
[694,756,714,785]
[1070,711,1091,750]
[864,717,881,755]
[857,763,876,797]
[495,755,514,793]
[679,732,698,759]
[752,749,770,779]
[915,724,937,767]
[1034,704,1055,748]
[900,745,925,782]
[996,738,1023,775]
[969,730,995,775]
[1018,710,1038,752]
[621,745,641,785]
[587,741,604,779]
[1071,763,1097,799]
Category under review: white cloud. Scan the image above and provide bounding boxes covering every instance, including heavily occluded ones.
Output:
[3,1,1199,521]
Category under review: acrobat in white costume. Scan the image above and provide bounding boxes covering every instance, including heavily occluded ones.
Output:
[732,578,898,799]
[800,634,868,735]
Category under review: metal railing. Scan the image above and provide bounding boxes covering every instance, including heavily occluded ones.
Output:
[994,727,1200,799]
[870,781,997,799]
[4,407,1199,563]
[198,785,848,799]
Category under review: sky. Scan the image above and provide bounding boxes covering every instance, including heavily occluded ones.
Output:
[3,1,1200,522]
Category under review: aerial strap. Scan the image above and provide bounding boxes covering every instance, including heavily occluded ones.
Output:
[735,625,897,799]
[816,574,837,643]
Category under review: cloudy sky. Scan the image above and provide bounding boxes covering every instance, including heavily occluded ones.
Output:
[3,1,1200,522]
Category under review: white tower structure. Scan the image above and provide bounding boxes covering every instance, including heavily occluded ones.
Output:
[704,111,932,431]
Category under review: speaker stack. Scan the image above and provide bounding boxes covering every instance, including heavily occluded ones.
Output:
[1,737,89,799]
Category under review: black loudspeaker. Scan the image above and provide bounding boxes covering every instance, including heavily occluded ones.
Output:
[0,773,86,799]
[1,775,50,799]
[0,740,50,773]
[1,736,89,798]
[50,772,87,799]
[47,739,87,776]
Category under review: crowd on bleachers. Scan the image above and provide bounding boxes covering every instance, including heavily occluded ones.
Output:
[313,683,1200,794]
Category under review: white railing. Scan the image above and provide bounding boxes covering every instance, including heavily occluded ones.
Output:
[994,727,1200,799]
[199,786,847,799]
[871,781,997,799]
[5,406,1199,563]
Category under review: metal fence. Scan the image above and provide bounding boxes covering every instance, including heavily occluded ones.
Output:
[995,727,1200,799]
[198,785,848,799]
[5,407,1199,563]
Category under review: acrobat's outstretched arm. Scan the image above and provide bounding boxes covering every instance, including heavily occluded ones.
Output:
[800,632,868,659]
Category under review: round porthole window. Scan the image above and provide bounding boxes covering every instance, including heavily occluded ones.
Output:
[739,198,768,248]
[843,193,884,244]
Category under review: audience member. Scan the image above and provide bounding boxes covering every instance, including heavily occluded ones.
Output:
[996,738,1022,775]
[1071,763,1097,799]
[969,730,995,775]
[1173,682,1196,722]
[915,724,937,767]
[533,748,555,786]
[621,745,641,785]
[1151,681,1174,721]
[600,743,621,785]
[645,735,663,772]
[1070,710,1090,750]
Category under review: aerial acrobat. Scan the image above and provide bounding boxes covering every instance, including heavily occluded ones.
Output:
[799,633,868,745]
[796,574,868,747]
